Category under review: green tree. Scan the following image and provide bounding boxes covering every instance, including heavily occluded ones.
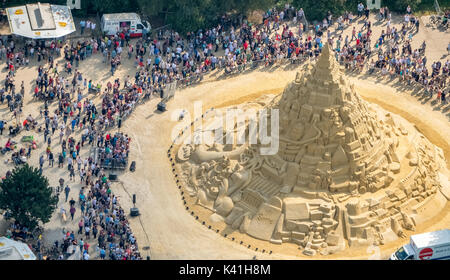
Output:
[89,0,134,14]
[292,0,358,21]
[387,0,423,12]
[0,164,58,230]
[136,0,275,33]
[136,0,167,16]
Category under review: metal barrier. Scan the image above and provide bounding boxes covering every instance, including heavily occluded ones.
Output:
[100,157,129,170]
[95,147,129,170]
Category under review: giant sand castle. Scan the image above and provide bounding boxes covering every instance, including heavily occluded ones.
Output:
[173,45,450,256]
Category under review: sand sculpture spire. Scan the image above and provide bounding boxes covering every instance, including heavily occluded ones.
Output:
[316,43,335,71]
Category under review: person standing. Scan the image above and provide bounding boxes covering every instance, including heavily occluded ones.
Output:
[58,178,64,193]
[91,22,96,36]
[39,155,44,169]
[357,3,364,18]
[92,225,98,239]
[80,20,86,35]
[84,225,90,239]
[78,219,84,234]
[58,153,64,168]
[83,241,89,253]
[100,247,106,260]
[86,21,91,35]
[69,197,76,208]
[0,119,4,135]
[69,205,76,220]
[44,128,49,142]
[48,151,54,167]
[80,201,85,215]
[79,238,84,253]
[406,5,412,15]
[69,165,75,181]
[64,185,70,202]
[364,7,370,20]
[27,145,31,158]
[68,156,73,171]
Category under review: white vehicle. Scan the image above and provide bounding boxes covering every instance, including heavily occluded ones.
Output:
[390,229,450,260]
[101,13,150,37]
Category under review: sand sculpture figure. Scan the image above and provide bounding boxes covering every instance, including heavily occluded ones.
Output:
[175,44,450,256]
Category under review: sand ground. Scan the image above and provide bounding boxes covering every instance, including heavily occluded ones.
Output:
[0,13,449,259]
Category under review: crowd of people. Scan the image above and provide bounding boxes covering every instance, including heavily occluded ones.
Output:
[4,3,448,116]
[330,5,448,103]
[1,36,143,260]
[108,2,448,102]
[97,132,130,169]
[55,169,141,260]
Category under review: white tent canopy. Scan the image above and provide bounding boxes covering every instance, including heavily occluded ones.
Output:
[0,237,36,260]
[6,2,76,39]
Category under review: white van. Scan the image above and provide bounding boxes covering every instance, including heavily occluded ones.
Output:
[390,229,450,260]
[101,13,151,37]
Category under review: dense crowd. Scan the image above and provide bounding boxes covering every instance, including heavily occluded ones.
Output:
[331,5,448,103]
[97,132,130,169]
[1,37,142,260]
[56,170,142,260]
[3,3,448,114]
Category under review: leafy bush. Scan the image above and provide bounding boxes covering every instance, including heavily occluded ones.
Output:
[386,0,423,13]
[0,164,58,230]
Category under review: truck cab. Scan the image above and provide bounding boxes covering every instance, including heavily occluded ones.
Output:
[137,20,150,33]
[390,244,415,260]
[390,229,450,260]
[128,19,151,38]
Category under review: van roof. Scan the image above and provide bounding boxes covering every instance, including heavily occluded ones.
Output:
[102,13,141,21]
[411,229,450,249]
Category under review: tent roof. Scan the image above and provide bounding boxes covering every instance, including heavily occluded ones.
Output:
[0,237,36,260]
[6,3,76,39]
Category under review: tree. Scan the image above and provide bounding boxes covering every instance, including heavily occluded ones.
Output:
[386,0,423,13]
[136,0,167,16]
[136,0,275,33]
[0,164,58,230]
[89,0,134,14]
[292,0,358,22]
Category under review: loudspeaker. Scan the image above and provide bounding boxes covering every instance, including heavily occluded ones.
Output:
[130,207,140,216]
[157,101,166,112]
[109,174,117,181]
[133,194,136,204]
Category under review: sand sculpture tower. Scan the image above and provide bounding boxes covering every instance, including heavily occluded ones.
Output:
[275,44,396,194]
[175,44,449,256]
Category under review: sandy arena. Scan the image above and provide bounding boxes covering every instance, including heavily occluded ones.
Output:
[0,13,449,260]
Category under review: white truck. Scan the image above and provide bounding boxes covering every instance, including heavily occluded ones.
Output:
[390,229,450,260]
[101,13,151,37]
